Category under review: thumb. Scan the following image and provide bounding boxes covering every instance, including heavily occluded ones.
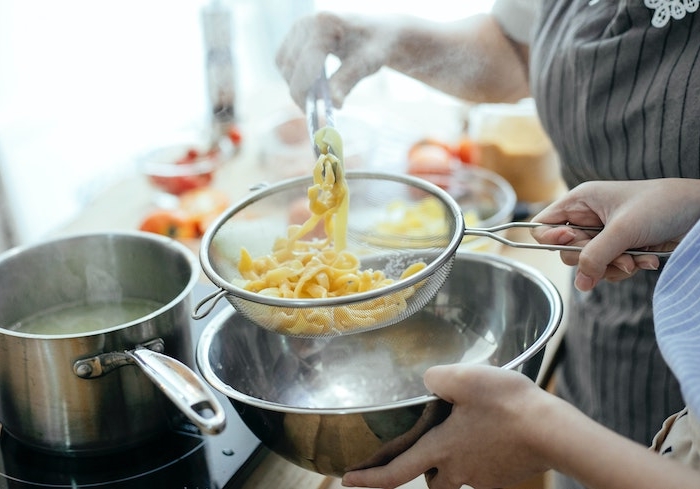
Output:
[423,364,459,403]
[423,364,489,405]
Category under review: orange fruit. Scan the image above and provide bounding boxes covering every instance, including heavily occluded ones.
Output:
[139,209,200,239]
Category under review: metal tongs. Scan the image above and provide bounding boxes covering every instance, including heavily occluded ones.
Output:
[305,67,336,158]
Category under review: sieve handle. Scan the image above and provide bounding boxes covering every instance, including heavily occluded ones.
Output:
[463,222,673,258]
[192,288,228,320]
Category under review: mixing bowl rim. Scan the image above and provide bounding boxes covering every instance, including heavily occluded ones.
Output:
[195,251,563,415]
[0,230,199,340]
[198,170,466,308]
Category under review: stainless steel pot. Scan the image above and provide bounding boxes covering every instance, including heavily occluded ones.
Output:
[0,232,225,454]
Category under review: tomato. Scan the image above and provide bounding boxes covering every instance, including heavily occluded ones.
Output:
[139,210,200,239]
[454,137,473,164]
[407,139,454,176]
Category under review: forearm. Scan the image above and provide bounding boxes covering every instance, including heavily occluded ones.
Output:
[384,14,530,103]
[530,396,700,488]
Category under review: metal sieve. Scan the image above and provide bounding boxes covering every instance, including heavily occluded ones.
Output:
[194,171,465,337]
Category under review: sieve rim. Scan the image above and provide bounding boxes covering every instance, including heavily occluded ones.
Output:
[198,171,465,308]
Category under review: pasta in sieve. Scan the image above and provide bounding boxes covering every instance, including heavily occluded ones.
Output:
[236,128,426,334]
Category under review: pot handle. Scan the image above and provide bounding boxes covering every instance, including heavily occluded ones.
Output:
[127,347,226,435]
[192,288,228,320]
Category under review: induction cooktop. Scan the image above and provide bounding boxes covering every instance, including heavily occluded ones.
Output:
[0,412,265,489]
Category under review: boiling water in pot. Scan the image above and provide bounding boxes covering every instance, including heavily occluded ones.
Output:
[7,298,163,335]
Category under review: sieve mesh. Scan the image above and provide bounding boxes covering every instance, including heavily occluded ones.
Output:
[198,171,464,337]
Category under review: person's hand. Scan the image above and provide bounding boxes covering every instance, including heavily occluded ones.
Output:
[530,178,700,291]
[342,364,700,489]
[341,364,553,489]
[275,12,395,110]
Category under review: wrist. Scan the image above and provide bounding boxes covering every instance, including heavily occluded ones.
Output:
[515,388,565,470]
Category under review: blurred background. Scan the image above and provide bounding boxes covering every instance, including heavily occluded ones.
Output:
[0,0,495,247]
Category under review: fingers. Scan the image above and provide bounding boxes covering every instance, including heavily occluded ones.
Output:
[632,254,660,272]
[275,14,340,109]
[275,16,315,81]
[287,43,338,109]
[341,436,437,488]
[424,468,463,489]
[276,12,388,110]
[530,221,657,291]
[573,263,636,291]
[530,225,599,277]
[328,53,383,107]
[568,224,649,290]
[530,226,592,268]
[529,225,580,248]
[288,50,333,108]
[275,12,362,110]
[531,196,604,231]
[341,465,423,489]
[342,423,475,489]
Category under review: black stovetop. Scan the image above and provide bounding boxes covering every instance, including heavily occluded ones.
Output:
[0,410,265,489]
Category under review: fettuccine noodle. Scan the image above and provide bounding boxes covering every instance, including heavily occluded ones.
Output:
[237,127,426,334]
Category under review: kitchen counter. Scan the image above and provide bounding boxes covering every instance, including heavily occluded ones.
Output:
[52,89,571,489]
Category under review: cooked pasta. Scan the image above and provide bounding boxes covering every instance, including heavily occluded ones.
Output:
[236,127,426,334]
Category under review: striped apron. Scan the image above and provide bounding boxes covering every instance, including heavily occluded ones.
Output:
[529,1,699,486]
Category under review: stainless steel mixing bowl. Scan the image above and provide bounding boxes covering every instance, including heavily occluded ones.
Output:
[196,252,562,477]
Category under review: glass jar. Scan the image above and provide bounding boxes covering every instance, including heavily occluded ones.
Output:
[468,99,562,204]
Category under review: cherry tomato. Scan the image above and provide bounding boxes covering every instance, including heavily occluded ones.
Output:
[227,124,243,146]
